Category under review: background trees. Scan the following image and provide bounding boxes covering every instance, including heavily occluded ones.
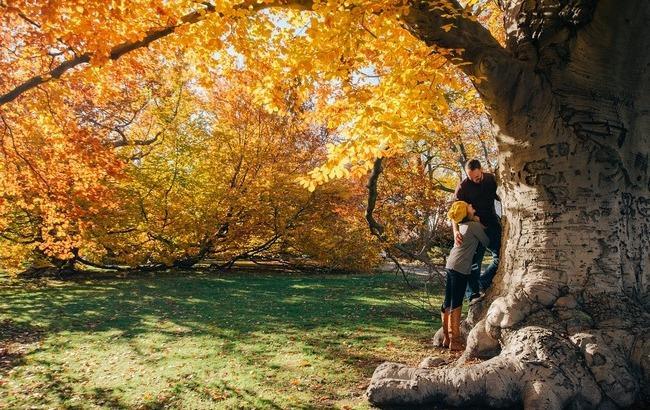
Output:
[0,56,386,273]
[1,1,494,275]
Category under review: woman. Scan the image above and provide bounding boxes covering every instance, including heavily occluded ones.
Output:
[441,201,489,351]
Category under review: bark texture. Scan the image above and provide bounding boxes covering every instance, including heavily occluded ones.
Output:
[368,0,650,408]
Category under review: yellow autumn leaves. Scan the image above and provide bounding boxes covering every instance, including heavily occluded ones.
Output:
[0,0,502,272]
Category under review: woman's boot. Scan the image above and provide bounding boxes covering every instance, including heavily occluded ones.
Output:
[449,307,465,351]
[441,308,450,348]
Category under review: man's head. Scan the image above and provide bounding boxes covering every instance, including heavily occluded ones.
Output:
[465,159,483,184]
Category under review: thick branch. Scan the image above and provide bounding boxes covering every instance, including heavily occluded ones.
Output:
[0,1,314,107]
[403,0,523,105]
[496,0,597,66]
[71,249,167,272]
[365,157,385,238]
[365,157,446,277]
[398,0,560,138]
[403,0,507,59]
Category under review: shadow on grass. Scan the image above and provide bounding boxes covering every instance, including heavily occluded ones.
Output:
[194,380,288,410]
[0,271,441,407]
[85,387,131,410]
[0,272,437,342]
[0,319,45,375]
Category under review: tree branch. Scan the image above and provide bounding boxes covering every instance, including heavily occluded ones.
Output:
[1,0,537,137]
[432,178,455,193]
[365,157,446,282]
[71,249,167,272]
[365,157,385,238]
[0,1,314,107]
[401,0,528,122]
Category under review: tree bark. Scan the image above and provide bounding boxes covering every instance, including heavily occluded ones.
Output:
[368,0,650,408]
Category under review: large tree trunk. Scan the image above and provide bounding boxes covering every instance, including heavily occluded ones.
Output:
[367,0,650,407]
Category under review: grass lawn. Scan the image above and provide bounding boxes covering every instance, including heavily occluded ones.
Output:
[0,271,445,409]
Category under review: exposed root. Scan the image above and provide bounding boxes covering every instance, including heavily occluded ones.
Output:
[367,326,603,408]
[486,273,561,331]
[462,318,500,360]
[432,316,500,362]
[571,331,639,407]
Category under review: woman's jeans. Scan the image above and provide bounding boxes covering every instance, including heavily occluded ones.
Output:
[443,269,469,311]
[467,220,502,297]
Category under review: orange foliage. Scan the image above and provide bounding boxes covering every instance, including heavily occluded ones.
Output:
[0,1,500,272]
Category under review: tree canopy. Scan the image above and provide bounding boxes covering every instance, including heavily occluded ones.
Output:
[0,0,497,272]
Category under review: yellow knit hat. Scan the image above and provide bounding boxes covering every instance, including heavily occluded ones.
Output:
[447,201,468,223]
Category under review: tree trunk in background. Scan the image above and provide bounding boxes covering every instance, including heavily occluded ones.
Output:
[368,0,650,407]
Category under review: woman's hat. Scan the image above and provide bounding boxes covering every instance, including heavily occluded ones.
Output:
[447,201,468,223]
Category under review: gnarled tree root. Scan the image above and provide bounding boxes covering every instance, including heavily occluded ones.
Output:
[368,326,607,409]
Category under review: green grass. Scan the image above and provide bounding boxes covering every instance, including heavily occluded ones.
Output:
[0,271,443,409]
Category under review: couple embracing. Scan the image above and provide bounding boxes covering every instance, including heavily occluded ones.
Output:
[440,159,502,351]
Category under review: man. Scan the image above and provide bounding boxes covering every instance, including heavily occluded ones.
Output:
[453,159,502,301]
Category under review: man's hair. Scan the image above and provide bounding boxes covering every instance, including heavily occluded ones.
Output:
[465,159,482,171]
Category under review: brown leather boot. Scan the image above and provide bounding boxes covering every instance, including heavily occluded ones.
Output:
[441,308,450,348]
[449,307,465,351]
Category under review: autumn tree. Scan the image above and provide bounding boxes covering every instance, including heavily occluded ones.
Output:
[0,52,382,273]
[1,0,648,408]
[367,89,498,267]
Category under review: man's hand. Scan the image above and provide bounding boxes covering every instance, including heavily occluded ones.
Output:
[454,231,463,247]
